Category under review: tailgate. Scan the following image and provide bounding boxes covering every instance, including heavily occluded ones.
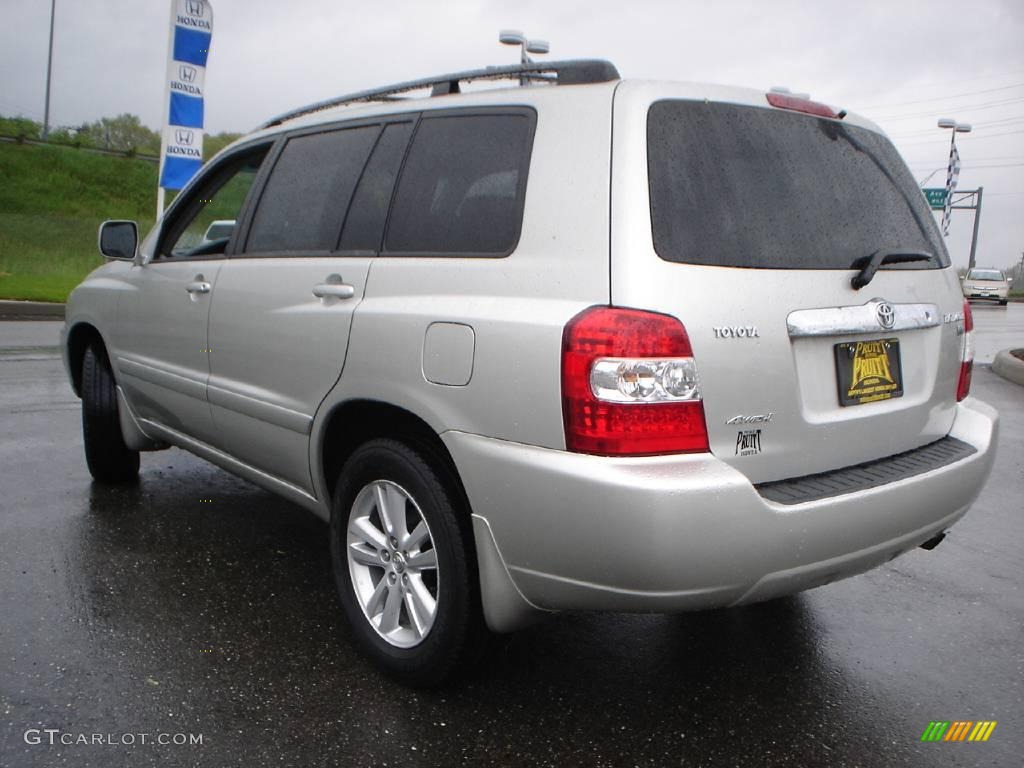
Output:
[610,82,967,483]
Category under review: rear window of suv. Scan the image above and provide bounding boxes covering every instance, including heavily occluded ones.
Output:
[647,100,949,270]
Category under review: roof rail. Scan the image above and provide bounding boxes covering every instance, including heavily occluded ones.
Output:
[260,59,620,128]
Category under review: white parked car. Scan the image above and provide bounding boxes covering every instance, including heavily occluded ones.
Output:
[962,267,1011,305]
[63,59,998,685]
[201,219,236,246]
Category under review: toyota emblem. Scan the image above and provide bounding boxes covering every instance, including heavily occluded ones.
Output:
[876,302,896,330]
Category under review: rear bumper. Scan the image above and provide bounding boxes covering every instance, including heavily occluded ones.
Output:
[444,397,998,626]
[965,290,1008,301]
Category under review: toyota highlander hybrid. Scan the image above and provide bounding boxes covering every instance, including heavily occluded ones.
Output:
[62,60,999,685]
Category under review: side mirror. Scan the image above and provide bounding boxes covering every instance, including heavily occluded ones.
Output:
[959,275,965,281]
[1008,277,1014,285]
[98,220,138,261]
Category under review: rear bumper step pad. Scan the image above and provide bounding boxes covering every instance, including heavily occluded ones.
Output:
[756,436,977,505]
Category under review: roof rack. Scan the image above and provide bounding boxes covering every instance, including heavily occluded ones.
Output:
[261,59,620,128]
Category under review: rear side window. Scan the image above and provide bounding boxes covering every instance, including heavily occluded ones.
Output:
[647,101,949,269]
[246,125,378,253]
[338,121,414,252]
[385,112,535,255]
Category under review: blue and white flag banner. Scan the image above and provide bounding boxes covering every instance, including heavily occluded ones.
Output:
[158,0,213,191]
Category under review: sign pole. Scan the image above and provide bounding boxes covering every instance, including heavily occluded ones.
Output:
[967,186,983,271]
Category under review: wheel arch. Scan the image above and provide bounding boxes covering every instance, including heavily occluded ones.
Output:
[66,321,107,397]
[318,399,472,522]
[315,398,547,633]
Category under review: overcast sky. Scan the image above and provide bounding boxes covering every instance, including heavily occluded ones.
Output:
[2,0,1022,270]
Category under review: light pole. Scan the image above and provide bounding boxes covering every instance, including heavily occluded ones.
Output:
[43,0,56,140]
[937,116,971,150]
[499,30,550,84]
[937,118,966,193]
[917,167,945,187]
[937,118,984,269]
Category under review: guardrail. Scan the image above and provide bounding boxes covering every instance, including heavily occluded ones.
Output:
[0,134,160,163]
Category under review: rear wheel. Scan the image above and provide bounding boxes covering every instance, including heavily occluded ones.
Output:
[999,299,1008,306]
[330,438,483,686]
[81,343,140,483]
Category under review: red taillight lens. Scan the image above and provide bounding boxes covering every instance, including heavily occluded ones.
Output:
[957,300,974,401]
[765,92,838,119]
[561,306,709,456]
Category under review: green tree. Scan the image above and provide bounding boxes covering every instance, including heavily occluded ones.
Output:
[79,114,160,154]
[45,125,85,145]
[0,116,42,139]
[204,131,242,160]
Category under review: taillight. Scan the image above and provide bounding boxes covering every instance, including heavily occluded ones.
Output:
[561,306,709,456]
[765,92,838,119]
[957,300,974,401]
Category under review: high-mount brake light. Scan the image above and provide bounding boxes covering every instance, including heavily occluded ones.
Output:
[765,92,838,119]
[561,307,709,456]
[957,300,974,402]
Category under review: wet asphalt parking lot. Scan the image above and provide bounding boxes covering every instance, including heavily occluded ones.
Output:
[1,305,1022,768]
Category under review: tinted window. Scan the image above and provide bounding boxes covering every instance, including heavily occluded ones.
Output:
[647,101,949,269]
[162,147,269,258]
[247,126,378,253]
[385,113,534,255]
[338,121,413,252]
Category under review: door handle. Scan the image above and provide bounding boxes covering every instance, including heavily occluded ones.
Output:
[312,283,355,300]
[185,281,211,294]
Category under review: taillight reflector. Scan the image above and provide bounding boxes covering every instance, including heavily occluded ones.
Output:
[957,300,973,401]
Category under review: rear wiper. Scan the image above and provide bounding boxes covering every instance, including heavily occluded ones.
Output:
[851,248,935,290]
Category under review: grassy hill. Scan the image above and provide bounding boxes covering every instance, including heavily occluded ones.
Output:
[0,142,158,302]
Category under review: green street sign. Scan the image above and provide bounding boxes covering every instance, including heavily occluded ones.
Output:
[923,188,948,210]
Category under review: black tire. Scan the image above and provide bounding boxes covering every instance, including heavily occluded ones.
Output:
[330,438,485,687]
[81,343,140,483]
[999,299,1008,306]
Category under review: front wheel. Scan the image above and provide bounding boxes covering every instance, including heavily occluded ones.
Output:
[81,343,140,483]
[330,438,484,686]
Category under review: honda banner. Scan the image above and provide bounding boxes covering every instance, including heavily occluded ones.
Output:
[158,0,213,192]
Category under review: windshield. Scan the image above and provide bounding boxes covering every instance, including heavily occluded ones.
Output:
[967,269,1004,281]
[647,100,950,270]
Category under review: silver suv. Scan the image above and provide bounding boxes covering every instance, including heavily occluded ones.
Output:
[63,60,999,685]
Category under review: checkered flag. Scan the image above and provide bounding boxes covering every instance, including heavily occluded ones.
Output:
[941,144,960,236]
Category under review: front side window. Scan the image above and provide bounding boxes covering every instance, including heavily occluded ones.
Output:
[160,146,269,258]
[384,112,535,255]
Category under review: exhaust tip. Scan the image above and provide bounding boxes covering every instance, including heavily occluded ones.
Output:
[919,532,946,551]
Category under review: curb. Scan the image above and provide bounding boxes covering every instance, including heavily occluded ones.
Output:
[992,349,1024,387]
[0,300,65,320]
